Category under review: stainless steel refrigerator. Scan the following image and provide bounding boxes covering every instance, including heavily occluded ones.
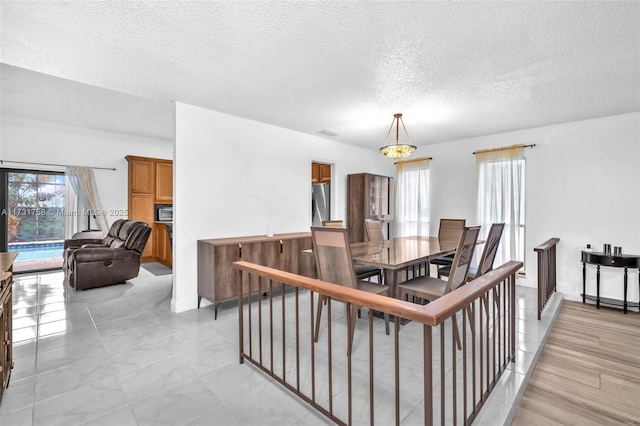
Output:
[311,183,330,226]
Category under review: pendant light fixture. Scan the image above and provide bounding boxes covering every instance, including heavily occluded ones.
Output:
[379,113,417,160]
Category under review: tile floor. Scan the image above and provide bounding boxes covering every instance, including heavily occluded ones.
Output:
[0,268,562,426]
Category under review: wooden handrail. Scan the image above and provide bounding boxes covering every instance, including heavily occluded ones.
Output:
[534,237,559,320]
[419,261,522,324]
[534,238,560,252]
[232,260,522,327]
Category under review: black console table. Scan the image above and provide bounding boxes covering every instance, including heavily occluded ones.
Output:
[581,250,640,314]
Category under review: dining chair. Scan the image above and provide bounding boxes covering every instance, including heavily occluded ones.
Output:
[438,223,505,280]
[430,218,466,268]
[311,226,390,354]
[322,219,383,283]
[398,226,480,348]
[364,218,385,242]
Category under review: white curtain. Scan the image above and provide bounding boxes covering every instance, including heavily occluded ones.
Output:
[395,158,430,237]
[63,176,82,239]
[476,145,525,268]
[65,166,109,234]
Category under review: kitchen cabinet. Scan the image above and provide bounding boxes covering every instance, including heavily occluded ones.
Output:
[155,162,173,202]
[197,233,316,318]
[347,173,394,243]
[126,155,173,266]
[311,162,331,183]
[130,193,155,259]
[129,158,154,194]
[156,223,173,268]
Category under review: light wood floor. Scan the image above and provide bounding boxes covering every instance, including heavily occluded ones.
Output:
[512,301,640,426]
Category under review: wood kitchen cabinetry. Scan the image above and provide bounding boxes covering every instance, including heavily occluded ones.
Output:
[156,224,173,267]
[311,162,331,183]
[129,158,154,193]
[347,173,394,243]
[0,252,17,403]
[198,233,316,318]
[126,155,173,266]
[155,162,173,202]
[130,193,155,259]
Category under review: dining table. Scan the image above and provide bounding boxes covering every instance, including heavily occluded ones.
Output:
[350,236,460,298]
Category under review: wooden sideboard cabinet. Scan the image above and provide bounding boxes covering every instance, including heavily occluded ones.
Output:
[198,233,316,318]
[0,252,17,403]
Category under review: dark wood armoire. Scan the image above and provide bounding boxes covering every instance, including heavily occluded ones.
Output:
[347,173,394,243]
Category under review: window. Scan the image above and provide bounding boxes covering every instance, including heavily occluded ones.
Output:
[1,169,69,272]
[395,158,430,237]
[476,146,525,269]
[7,171,66,243]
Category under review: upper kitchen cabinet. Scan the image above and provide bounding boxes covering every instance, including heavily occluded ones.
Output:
[128,157,154,194]
[155,161,173,202]
[347,173,394,243]
[311,162,331,183]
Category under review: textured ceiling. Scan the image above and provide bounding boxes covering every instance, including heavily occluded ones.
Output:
[1,1,639,149]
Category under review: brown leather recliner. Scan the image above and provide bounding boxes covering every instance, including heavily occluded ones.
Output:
[63,219,151,290]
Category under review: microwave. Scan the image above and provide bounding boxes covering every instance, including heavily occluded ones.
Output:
[155,204,173,222]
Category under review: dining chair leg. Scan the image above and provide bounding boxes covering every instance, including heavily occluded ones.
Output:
[384,312,390,335]
[313,295,325,343]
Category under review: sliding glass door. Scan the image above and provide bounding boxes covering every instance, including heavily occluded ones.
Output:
[1,169,67,272]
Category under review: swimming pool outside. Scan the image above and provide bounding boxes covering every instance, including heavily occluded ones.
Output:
[8,241,64,262]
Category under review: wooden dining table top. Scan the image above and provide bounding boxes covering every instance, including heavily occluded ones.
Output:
[350,236,459,270]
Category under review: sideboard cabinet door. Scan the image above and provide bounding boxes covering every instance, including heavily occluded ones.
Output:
[214,245,241,301]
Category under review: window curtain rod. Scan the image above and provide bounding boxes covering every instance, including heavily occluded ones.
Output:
[473,144,535,155]
[394,156,433,165]
[0,159,116,171]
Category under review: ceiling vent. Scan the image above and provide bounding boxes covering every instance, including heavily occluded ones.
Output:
[317,129,339,137]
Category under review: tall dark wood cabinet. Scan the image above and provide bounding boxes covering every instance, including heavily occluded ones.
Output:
[347,173,394,243]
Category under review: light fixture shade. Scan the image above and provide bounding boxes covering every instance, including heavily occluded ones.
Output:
[379,113,417,159]
[379,144,416,159]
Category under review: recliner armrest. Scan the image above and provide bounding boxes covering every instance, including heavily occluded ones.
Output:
[72,247,136,263]
[64,238,104,250]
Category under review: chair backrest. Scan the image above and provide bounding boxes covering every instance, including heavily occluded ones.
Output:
[100,220,151,254]
[445,226,481,294]
[102,219,127,246]
[322,220,344,227]
[123,221,152,254]
[476,223,505,278]
[438,219,466,242]
[311,226,357,289]
[364,219,385,242]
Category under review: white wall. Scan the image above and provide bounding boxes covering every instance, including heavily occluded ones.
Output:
[173,102,395,312]
[1,116,173,225]
[424,112,640,303]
